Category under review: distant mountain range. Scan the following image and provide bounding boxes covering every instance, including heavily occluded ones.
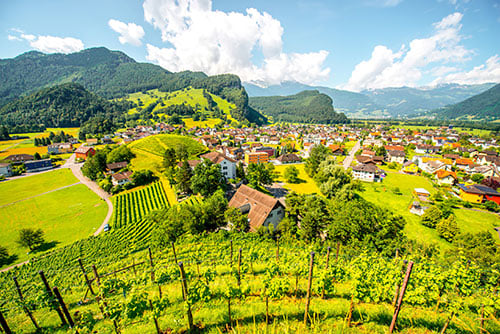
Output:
[0,47,266,126]
[425,83,500,121]
[244,81,497,118]
[249,90,348,124]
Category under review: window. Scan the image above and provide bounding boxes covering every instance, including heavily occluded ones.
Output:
[223,166,227,170]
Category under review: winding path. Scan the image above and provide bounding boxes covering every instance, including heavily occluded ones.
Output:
[63,153,113,236]
[343,140,360,170]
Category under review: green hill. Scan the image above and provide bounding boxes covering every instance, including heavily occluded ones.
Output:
[0,83,130,132]
[429,83,500,121]
[0,47,266,125]
[249,90,349,124]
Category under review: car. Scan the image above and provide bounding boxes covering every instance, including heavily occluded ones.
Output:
[103,224,110,232]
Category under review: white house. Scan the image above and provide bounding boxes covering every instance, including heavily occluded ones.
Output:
[111,171,133,186]
[0,163,12,177]
[352,163,382,182]
[200,151,237,179]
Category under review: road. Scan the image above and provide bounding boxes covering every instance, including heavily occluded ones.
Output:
[63,153,113,236]
[343,140,360,170]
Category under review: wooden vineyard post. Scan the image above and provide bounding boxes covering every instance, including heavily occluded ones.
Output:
[52,287,75,328]
[304,251,315,326]
[276,237,280,263]
[12,276,39,330]
[389,261,414,333]
[230,240,233,267]
[148,248,162,298]
[92,265,120,333]
[171,242,179,264]
[0,310,12,334]
[149,300,161,334]
[39,270,67,326]
[440,312,455,334]
[237,248,242,287]
[227,297,232,328]
[178,262,194,331]
[480,304,485,334]
[322,247,331,299]
[392,260,407,308]
[78,258,95,295]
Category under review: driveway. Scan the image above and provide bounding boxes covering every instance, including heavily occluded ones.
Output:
[63,153,113,236]
[343,140,360,170]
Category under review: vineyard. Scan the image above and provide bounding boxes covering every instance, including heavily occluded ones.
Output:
[0,232,498,334]
[112,182,170,228]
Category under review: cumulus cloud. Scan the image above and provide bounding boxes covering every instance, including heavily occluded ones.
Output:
[431,55,500,85]
[342,12,474,91]
[8,30,84,53]
[108,19,145,46]
[142,0,330,86]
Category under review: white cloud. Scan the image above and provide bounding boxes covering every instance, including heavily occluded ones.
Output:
[8,30,84,53]
[108,19,145,46]
[342,12,473,91]
[143,0,330,86]
[431,55,500,85]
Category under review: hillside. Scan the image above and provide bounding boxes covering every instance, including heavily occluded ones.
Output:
[249,90,349,124]
[244,81,496,118]
[428,83,500,121]
[0,83,130,132]
[0,48,266,125]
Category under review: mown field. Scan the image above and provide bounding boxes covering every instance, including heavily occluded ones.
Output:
[0,169,107,267]
[128,133,207,160]
[274,163,320,195]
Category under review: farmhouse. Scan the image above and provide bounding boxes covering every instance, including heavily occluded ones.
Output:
[0,163,12,177]
[352,163,382,182]
[387,150,405,164]
[111,171,133,186]
[228,184,285,232]
[24,159,52,172]
[106,161,128,174]
[434,170,457,186]
[47,142,73,154]
[75,146,96,160]
[200,151,237,179]
[4,154,34,163]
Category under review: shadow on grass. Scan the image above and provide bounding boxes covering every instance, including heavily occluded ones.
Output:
[0,253,19,267]
[33,240,60,253]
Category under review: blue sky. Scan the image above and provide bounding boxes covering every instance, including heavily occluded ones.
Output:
[1,0,500,91]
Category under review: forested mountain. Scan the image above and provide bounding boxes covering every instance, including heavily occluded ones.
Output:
[0,48,266,125]
[244,81,496,118]
[427,83,500,121]
[249,90,348,124]
[0,83,131,132]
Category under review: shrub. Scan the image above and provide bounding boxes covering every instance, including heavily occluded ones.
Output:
[436,215,459,242]
[421,206,442,228]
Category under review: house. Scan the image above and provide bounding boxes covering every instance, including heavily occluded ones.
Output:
[455,158,474,171]
[24,159,52,172]
[420,160,447,174]
[459,184,500,205]
[4,154,34,163]
[101,137,114,144]
[469,165,496,178]
[200,151,237,179]
[434,170,457,186]
[245,152,269,165]
[387,150,405,164]
[86,138,99,146]
[228,184,285,232]
[106,161,128,174]
[402,161,419,174]
[409,201,427,216]
[111,171,133,186]
[254,146,275,158]
[75,146,96,160]
[47,143,73,154]
[276,153,302,164]
[0,163,12,177]
[352,163,382,182]
[329,145,344,155]
[413,188,431,201]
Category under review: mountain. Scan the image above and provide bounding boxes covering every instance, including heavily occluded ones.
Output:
[244,81,496,118]
[0,83,130,133]
[0,47,266,125]
[249,90,348,124]
[427,83,500,121]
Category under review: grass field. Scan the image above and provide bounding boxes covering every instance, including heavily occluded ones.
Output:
[128,133,207,160]
[184,117,222,128]
[0,169,77,206]
[0,177,107,267]
[274,163,321,195]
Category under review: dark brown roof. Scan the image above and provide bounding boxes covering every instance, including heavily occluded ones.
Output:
[352,163,377,173]
[5,154,34,162]
[387,150,405,157]
[112,171,133,181]
[228,184,283,232]
[276,153,301,163]
[106,161,128,170]
[200,151,236,164]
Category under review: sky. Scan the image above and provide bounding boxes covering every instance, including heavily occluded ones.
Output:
[1,0,500,91]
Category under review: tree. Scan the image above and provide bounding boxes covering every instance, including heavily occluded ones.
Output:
[81,150,107,180]
[284,165,299,183]
[246,163,276,188]
[471,173,485,183]
[225,207,249,232]
[304,144,331,177]
[0,245,9,265]
[236,161,245,179]
[482,177,500,190]
[190,159,225,196]
[17,228,45,251]
[375,146,386,157]
[176,159,193,194]
[162,148,177,169]
[298,196,329,242]
[436,215,459,242]
[33,152,41,160]
[106,145,135,163]
[99,178,112,193]
[315,158,361,199]
[421,206,442,228]
[132,170,157,186]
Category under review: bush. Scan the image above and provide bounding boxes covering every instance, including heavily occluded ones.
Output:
[483,200,499,212]
[436,215,459,242]
[388,162,398,170]
[421,206,442,228]
[284,166,300,183]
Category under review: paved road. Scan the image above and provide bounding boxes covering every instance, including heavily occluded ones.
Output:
[63,153,113,236]
[343,140,360,170]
